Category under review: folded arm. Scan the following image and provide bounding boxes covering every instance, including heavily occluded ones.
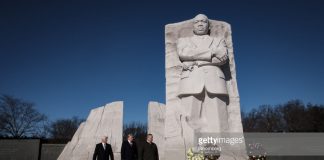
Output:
[210,39,229,66]
[177,38,229,67]
[178,47,212,61]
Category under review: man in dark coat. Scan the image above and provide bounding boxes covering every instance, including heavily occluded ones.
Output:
[93,136,114,160]
[138,134,159,160]
[121,134,138,160]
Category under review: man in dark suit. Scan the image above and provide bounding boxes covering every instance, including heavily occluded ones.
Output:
[93,136,114,160]
[121,134,138,160]
[138,134,159,160]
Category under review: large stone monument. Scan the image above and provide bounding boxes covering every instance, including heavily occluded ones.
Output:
[164,14,247,159]
[147,101,166,160]
[58,101,123,160]
[58,14,247,160]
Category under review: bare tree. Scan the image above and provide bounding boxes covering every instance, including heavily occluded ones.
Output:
[123,121,147,141]
[0,95,47,138]
[306,103,324,132]
[242,108,260,132]
[242,99,324,132]
[255,105,284,132]
[278,100,309,132]
[50,116,84,139]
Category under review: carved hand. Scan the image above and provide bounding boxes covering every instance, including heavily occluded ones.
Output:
[182,61,197,71]
[212,54,228,66]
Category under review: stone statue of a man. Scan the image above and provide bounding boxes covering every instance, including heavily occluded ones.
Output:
[177,13,230,151]
[164,13,247,160]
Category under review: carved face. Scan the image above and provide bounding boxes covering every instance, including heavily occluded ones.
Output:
[193,14,209,35]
